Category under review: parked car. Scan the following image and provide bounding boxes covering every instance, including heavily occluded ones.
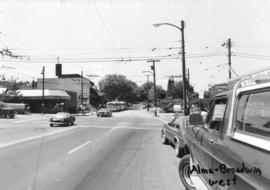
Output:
[97,108,112,117]
[173,104,182,113]
[179,69,270,190]
[161,116,188,157]
[49,112,75,127]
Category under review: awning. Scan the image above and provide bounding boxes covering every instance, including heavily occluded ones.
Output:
[18,89,71,100]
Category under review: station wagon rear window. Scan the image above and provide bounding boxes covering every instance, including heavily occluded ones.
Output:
[235,91,270,138]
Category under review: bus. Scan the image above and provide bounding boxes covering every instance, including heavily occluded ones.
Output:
[106,101,127,112]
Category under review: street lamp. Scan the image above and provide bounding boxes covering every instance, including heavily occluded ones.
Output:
[153,20,188,115]
[153,23,182,31]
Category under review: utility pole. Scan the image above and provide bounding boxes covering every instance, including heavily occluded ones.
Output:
[222,38,232,79]
[81,71,83,106]
[152,20,187,115]
[181,20,188,115]
[228,38,232,79]
[144,74,151,111]
[148,59,160,116]
[187,68,191,112]
[41,66,45,114]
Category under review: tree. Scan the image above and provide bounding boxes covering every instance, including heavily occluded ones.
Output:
[98,74,138,103]
[0,76,22,102]
[149,85,166,101]
[166,78,175,98]
[169,81,194,99]
[137,82,154,101]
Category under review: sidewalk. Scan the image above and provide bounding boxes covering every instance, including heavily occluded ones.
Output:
[143,108,175,124]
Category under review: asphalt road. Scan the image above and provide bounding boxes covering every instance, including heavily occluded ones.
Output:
[0,110,185,190]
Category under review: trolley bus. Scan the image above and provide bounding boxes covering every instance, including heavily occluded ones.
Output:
[106,101,127,112]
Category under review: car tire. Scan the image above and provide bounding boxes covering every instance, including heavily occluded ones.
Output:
[178,154,196,190]
[50,123,53,127]
[161,131,169,144]
[175,140,184,158]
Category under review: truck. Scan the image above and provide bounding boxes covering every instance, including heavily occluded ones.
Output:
[0,102,15,118]
[3,103,30,114]
[178,67,270,190]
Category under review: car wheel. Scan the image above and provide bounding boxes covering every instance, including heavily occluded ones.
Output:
[50,123,53,127]
[161,130,169,144]
[178,154,196,190]
[175,140,184,158]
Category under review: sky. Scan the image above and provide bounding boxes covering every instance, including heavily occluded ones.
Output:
[0,0,270,96]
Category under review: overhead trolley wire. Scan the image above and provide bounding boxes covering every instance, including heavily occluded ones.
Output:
[92,0,118,49]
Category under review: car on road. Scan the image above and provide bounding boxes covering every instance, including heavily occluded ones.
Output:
[161,116,189,157]
[173,104,182,113]
[96,108,112,117]
[49,112,75,127]
[179,68,270,190]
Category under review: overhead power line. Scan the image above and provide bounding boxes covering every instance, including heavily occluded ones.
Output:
[0,54,179,63]
[110,0,128,50]
[93,0,118,49]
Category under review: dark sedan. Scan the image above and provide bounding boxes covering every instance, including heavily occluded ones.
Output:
[49,112,75,127]
[97,108,112,117]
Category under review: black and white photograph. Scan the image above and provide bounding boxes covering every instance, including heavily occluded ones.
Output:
[0,0,269,189]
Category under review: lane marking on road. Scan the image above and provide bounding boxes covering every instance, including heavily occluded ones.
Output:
[68,141,91,154]
[79,125,160,131]
[79,125,113,129]
[0,127,77,149]
[114,126,160,131]
[13,117,46,123]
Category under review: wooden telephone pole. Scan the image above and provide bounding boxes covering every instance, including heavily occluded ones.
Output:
[148,59,160,116]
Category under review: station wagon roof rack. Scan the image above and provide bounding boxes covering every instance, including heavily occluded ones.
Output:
[228,66,270,90]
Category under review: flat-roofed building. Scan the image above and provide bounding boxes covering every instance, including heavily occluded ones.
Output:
[37,64,95,110]
[17,89,75,113]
